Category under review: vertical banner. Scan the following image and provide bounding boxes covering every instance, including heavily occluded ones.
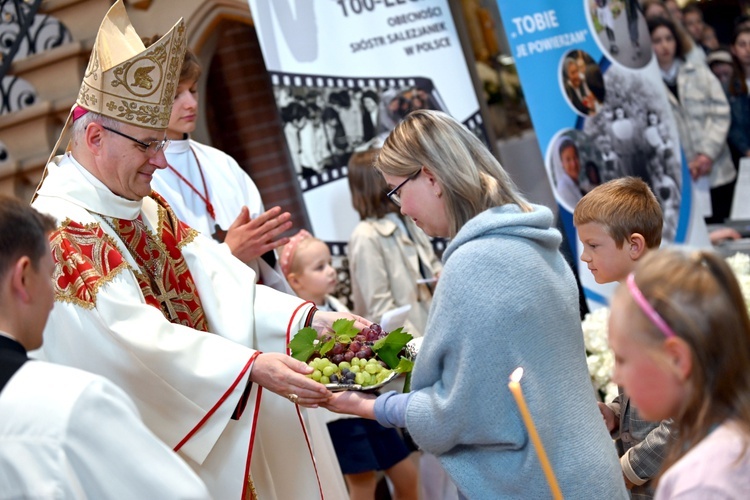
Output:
[247,0,483,256]
[494,0,710,305]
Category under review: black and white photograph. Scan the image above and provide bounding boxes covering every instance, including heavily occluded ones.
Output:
[587,0,652,69]
[582,66,683,241]
[547,128,601,211]
[272,75,445,183]
[560,49,605,117]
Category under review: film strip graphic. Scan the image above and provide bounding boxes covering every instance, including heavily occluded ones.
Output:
[269,70,487,192]
[326,238,448,259]
[295,107,486,192]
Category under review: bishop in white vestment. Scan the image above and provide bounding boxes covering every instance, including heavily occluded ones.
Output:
[30,2,361,499]
[155,142,348,499]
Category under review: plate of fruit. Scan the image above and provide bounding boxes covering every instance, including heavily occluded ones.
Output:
[288,320,414,391]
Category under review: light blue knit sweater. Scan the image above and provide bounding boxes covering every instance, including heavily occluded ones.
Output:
[404,205,627,499]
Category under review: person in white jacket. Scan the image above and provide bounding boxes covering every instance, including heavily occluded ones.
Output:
[31,4,363,499]
[650,16,735,223]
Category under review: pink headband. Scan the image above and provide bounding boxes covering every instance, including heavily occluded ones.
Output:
[626,273,677,338]
[280,229,312,277]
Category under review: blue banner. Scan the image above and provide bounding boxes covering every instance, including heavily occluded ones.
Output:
[495,0,710,305]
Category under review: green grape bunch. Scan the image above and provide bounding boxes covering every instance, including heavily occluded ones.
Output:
[288,320,414,389]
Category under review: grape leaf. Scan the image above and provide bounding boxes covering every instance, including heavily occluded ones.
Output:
[372,328,413,368]
[319,338,335,357]
[332,318,359,339]
[288,327,318,362]
[393,357,414,374]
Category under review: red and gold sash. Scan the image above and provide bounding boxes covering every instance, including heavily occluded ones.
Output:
[50,193,209,332]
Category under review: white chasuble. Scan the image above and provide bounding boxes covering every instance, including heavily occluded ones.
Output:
[158,139,349,498]
[0,361,210,499]
[32,154,331,500]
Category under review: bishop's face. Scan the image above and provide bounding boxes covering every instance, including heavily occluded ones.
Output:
[97,122,169,201]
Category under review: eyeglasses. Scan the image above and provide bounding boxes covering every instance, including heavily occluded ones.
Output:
[386,169,420,207]
[102,126,170,156]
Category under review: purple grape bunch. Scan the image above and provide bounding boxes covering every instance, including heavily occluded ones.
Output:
[326,323,388,365]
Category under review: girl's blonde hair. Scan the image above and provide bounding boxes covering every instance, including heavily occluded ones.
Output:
[374,110,530,237]
[624,249,750,478]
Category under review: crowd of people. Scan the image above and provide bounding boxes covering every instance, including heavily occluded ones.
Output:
[642,0,750,226]
[3,1,750,499]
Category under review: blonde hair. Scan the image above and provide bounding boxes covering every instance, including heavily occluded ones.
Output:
[374,110,530,237]
[574,177,663,249]
[622,249,750,480]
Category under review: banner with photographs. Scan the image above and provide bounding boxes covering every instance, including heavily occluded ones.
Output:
[494,0,711,305]
[247,0,484,257]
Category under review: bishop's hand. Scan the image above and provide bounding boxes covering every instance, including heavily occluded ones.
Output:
[225,206,292,264]
[250,352,331,407]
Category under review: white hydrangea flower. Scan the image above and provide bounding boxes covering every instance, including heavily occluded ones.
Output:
[725,253,750,316]
[582,308,610,354]
[581,308,615,401]
[602,382,619,403]
[726,252,750,277]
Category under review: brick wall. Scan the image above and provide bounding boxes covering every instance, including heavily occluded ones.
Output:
[205,21,308,232]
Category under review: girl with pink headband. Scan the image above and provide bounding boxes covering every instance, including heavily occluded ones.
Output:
[608,248,750,498]
[280,229,419,499]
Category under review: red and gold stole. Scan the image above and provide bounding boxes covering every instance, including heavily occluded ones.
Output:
[50,193,209,332]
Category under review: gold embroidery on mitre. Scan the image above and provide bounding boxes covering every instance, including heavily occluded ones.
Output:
[75,0,186,129]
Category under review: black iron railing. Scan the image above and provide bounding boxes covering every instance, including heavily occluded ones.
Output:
[1,0,72,114]
[0,0,43,80]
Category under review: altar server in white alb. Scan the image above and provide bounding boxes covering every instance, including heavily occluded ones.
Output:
[31,2,366,499]
[150,40,349,499]
[150,44,294,294]
[0,197,210,499]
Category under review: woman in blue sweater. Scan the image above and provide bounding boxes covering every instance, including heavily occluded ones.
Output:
[324,110,627,498]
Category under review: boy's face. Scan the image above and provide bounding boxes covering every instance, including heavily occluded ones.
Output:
[24,249,55,351]
[710,62,733,89]
[577,222,635,284]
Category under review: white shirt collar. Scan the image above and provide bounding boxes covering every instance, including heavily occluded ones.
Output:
[37,153,143,220]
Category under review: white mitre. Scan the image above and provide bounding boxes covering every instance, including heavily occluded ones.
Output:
[34,0,186,201]
[76,0,186,129]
